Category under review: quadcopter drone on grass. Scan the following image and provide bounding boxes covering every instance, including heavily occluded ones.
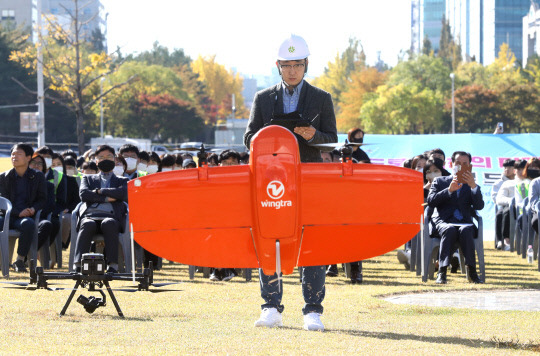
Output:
[0,253,180,318]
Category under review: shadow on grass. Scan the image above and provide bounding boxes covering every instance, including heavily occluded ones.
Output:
[324,328,540,351]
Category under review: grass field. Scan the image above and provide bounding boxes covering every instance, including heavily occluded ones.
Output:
[0,157,11,173]
[0,243,539,354]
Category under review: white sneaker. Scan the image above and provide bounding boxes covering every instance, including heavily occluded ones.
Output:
[303,312,324,331]
[254,308,283,328]
[503,244,511,251]
[496,241,503,250]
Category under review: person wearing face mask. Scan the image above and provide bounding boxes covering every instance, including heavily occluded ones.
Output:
[427,151,485,284]
[73,145,129,274]
[145,152,161,174]
[59,157,81,250]
[135,151,149,175]
[36,147,67,223]
[528,166,540,235]
[347,128,370,163]
[174,154,183,170]
[490,159,516,250]
[411,154,427,173]
[160,154,176,172]
[119,144,146,180]
[114,155,127,177]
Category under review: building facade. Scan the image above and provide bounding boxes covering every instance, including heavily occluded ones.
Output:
[0,0,106,50]
[411,0,447,54]
[523,1,540,66]
[446,0,530,65]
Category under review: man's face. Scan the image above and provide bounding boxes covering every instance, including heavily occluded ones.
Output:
[95,150,115,164]
[453,154,470,167]
[430,153,445,163]
[503,166,515,179]
[11,149,31,169]
[220,157,239,166]
[277,59,307,87]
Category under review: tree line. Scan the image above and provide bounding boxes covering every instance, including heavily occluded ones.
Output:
[313,19,540,134]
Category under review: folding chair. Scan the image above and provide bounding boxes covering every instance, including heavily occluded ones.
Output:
[0,197,45,277]
[68,202,134,273]
[421,207,485,283]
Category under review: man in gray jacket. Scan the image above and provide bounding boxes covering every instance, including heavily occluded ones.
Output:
[244,34,337,331]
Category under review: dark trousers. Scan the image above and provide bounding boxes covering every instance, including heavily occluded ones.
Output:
[259,265,326,315]
[532,211,538,234]
[435,222,476,268]
[37,215,59,249]
[0,216,35,257]
[74,217,119,264]
[495,206,511,242]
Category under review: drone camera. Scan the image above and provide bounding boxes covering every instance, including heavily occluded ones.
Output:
[77,295,105,313]
[81,253,106,276]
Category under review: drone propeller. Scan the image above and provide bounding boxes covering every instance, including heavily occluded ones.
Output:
[309,142,372,149]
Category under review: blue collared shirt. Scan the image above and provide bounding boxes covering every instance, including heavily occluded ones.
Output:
[283,80,304,114]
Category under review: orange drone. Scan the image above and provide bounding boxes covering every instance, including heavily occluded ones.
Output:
[128,125,423,277]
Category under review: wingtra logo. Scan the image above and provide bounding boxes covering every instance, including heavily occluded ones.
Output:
[261,180,292,209]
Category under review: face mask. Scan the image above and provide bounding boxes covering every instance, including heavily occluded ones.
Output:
[146,165,158,174]
[527,169,540,179]
[66,169,77,176]
[53,166,64,174]
[415,167,423,173]
[353,137,363,144]
[44,157,53,168]
[426,172,442,182]
[113,166,125,176]
[452,165,461,176]
[125,157,137,171]
[97,159,115,173]
[137,163,147,172]
[161,167,172,172]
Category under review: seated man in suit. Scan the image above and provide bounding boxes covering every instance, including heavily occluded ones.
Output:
[73,145,129,273]
[427,151,485,284]
[0,143,47,273]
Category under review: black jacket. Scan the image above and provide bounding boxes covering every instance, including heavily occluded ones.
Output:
[244,81,338,163]
[78,173,129,232]
[0,168,47,218]
[66,175,81,213]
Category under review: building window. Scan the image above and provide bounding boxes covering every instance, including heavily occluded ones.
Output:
[1,9,15,20]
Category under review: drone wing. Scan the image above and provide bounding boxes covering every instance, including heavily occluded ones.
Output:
[128,166,259,268]
[296,162,423,266]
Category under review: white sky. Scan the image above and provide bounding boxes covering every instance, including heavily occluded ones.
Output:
[101,0,411,78]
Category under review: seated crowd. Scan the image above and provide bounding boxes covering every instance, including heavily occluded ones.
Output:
[1,136,538,287]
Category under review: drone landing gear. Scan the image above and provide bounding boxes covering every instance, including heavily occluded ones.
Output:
[60,278,124,318]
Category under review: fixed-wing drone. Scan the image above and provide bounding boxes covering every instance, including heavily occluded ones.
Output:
[128,125,424,278]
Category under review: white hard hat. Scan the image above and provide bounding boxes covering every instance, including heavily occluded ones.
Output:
[277,34,310,61]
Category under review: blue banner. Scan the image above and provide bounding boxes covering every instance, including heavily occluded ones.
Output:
[338,133,540,240]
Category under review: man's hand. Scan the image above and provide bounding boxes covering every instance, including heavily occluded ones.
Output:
[462,171,476,189]
[293,125,316,140]
[106,197,117,202]
[19,207,35,218]
[449,176,462,193]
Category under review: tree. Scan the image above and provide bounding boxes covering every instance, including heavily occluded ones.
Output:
[311,38,366,108]
[448,85,499,133]
[9,0,132,153]
[0,24,35,135]
[486,43,525,90]
[125,94,205,142]
[497,83,540,133]
[131,41,191,68]
[191,55,247,122]
[438,17,462,70]
[93,61,190,137]
[422,35,433,56]
[338,67,387,132]
[361,83,444,134]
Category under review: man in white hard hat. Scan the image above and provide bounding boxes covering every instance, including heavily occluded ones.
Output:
[244,34,338,331]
